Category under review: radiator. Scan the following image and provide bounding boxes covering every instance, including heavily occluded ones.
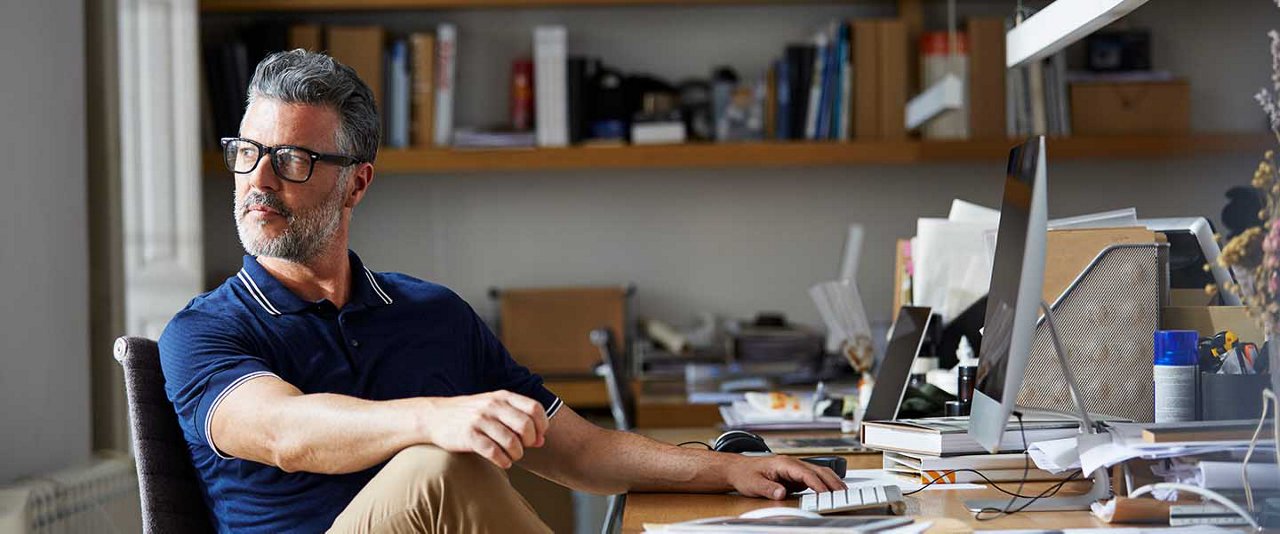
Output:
[0,455,140,534]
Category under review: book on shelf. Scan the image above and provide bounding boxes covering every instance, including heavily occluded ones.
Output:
[202,41,247,145]
[410,32,436,148]
[814,22,840,140]
[327,26,386,114]
[967,16,1006,140]
[288,24,322,52]
[860,415,1082,456]
[784,44,815,141]
[835,22,852,141]
[877,19,908,140]
[434,23,457,148]
[764,62,777,139]
[385,39,410,148]
[773,58,790,140]
[1002,8,1072,138]
[512,58,534,133]
[851,19,879,140]
[803,30,826,140]
[534,25,569,148]
[566,57,597,145]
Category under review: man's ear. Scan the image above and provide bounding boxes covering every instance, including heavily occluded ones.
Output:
[344,163,374,209]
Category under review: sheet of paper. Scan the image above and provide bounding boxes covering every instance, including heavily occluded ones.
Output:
[1028,437,1082,474]
[941,255,991,323]
[948,199,1000,224]
[1048,207,1138,230]
[912,219,996,313]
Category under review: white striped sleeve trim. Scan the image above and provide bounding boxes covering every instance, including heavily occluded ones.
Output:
[236,270,281,316]
[545,397,564,420]
[364,268,393,304]
[204,371,279,460]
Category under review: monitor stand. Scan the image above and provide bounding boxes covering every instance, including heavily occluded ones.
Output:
[964,301,1112,513]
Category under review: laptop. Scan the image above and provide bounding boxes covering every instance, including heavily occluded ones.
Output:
[765,306,934,454]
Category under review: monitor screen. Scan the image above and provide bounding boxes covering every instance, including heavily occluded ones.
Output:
[863,306,932,421]
[974,140,1041,404]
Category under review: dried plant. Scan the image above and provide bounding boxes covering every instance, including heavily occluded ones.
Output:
[1216,14,1280,334]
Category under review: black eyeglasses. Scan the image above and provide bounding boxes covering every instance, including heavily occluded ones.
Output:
[221,137,363,184]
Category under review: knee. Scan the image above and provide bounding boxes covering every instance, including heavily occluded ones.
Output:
[388,445,502,486]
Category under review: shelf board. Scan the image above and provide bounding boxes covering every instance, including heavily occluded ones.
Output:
[201,0,853,12]
[201,133,1273,175]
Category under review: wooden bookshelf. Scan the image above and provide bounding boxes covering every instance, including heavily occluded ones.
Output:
[201,133,1272,175]
[201,0,855,12]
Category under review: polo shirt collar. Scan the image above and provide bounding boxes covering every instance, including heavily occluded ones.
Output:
[237,251,394,316]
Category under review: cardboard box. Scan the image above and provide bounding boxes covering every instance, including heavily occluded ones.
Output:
[498,286,628,376]
[1069,80,1190,135]
[1044,226,1163,304]
[1161,305,1264,344]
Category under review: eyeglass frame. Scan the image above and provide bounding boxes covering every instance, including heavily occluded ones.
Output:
[220,136,364,184]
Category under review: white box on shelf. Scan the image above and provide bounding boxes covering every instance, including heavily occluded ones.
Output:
[534,26,568,148]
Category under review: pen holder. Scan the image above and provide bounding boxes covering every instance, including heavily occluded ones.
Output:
[1199,372,1272,421]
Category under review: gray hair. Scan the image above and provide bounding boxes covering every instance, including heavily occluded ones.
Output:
[245,49,380,163]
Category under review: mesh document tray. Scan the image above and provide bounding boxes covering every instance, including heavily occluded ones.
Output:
[1016,243,1169,423]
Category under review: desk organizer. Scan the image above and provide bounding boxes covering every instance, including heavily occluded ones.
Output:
[1200,372,1272,420]
[1017,243,1169,423]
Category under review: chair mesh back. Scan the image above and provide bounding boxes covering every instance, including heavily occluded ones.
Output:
[113,336,215,534]
[1016,245,1167,423]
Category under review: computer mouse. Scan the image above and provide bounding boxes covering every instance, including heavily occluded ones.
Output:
[712,430,772,454]
[738,507,823,520]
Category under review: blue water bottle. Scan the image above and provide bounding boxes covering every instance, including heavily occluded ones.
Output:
[1154,330,1199,423]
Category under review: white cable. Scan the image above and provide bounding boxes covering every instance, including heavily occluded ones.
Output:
[1242,388,1280,512]
[1128,482,1260,530]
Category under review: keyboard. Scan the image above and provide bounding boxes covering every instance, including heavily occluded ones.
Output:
[799,484,906,515]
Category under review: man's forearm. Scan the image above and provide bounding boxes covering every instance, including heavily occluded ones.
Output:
[522,409,738,495]
[239,390,429,474]
[582,430,741,494]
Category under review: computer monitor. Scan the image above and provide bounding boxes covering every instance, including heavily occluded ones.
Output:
[968,136,1049,454]
[862,306,933,422]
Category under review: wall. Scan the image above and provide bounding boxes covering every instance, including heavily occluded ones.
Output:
[0,2,90,482]
[203,0,1272,330]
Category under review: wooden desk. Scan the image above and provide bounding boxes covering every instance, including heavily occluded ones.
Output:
[625,428,1109,533]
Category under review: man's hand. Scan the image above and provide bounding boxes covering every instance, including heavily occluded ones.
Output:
[724,455,847,500]
[419,390,549,469]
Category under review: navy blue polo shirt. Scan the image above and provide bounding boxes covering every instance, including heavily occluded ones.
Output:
[158,251,563,533]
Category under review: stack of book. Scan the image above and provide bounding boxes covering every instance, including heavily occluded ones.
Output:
[1004,11,1072,138]
[862,415,1085,487]
[882,450,1080,485]
[202,23,462,150]
[860,416,1082,456]
[766,18,908,142]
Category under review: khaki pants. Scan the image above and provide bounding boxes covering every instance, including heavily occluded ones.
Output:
[328,445,554,534]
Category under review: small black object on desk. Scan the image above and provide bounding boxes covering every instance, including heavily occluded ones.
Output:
[711,430,848,478]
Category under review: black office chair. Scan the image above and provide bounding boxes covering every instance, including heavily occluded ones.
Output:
[589,327,633,534]
[113,336,215,534]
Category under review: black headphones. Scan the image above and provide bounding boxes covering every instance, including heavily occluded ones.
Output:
[710,430,848,479]
[712,430,772,454]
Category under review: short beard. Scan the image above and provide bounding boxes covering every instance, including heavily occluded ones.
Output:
[235,171,349,264]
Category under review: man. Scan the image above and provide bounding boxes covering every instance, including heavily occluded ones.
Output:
[159,50,844,533]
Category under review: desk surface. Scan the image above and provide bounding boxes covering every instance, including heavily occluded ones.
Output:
[626,427,1109,533]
